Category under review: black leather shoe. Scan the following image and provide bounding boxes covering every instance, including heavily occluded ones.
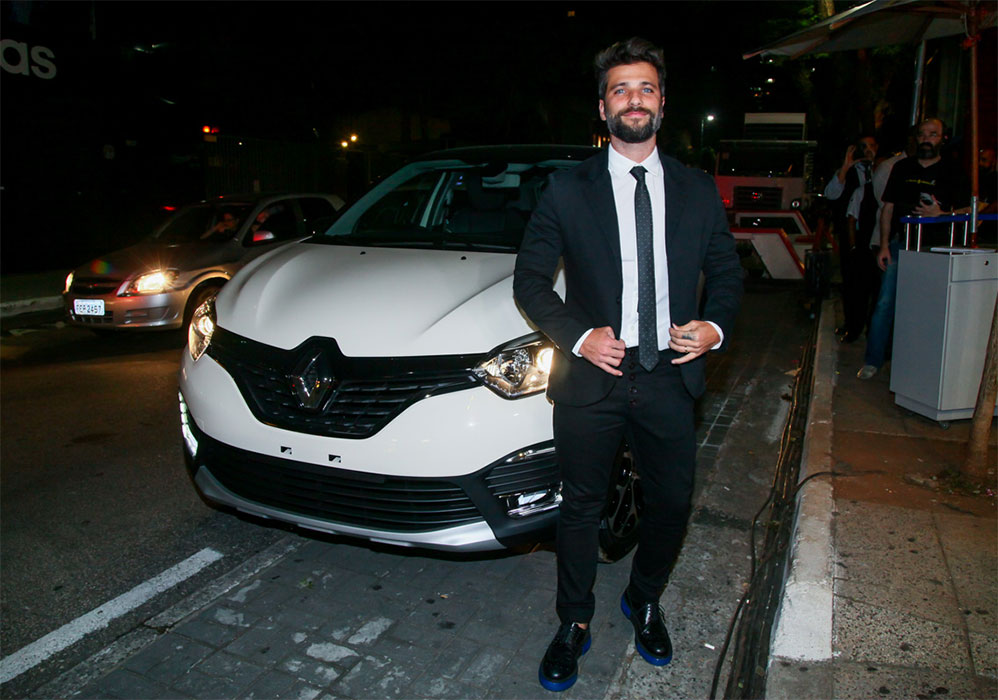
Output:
[620,590,672,666]
[538,622,591,692]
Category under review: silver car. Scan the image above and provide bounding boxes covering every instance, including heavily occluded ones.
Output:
[63,193,344,331]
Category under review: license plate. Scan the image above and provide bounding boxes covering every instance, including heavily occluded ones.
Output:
[74,299,105,316]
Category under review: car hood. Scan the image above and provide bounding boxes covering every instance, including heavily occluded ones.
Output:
[75,239,235,280]
[216,242,556,356]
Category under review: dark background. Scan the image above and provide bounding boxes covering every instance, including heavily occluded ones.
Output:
[2,1,987,274]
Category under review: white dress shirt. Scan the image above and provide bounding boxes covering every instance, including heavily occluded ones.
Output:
[572,145,721,356]
[824,161,874,220]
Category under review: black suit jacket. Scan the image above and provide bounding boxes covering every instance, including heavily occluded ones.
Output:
[513,148,743,407]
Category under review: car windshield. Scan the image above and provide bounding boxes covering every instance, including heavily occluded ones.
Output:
[317,159,576,252]
[153,203,254,244]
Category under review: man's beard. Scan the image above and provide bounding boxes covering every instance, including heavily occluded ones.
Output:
[917,142,940,159]
[606,106,663,144]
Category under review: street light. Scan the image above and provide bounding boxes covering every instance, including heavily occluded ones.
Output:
[699,113,716,148]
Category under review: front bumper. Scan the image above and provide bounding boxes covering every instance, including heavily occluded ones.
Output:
[180,401,559,551]
[64,290,186,329]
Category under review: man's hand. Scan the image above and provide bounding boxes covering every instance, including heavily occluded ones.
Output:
[669,321,720,365]
[579,326,625,376]
[837,145,859,182]
[876,244,892,271]
[913,193,944,218]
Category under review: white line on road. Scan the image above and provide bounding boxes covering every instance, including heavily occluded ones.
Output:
[0,547,223,684]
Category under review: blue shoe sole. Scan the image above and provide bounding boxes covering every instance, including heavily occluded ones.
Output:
[538,635,591,692]
[620,594,672,667]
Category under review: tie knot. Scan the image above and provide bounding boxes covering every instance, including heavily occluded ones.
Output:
[630,166,647,183]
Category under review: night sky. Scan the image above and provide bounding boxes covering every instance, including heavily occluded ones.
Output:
[0,1,917,272]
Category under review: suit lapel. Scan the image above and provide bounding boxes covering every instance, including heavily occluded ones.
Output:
[659,152,687,287]
[662,154,687,268]
[581,153,623,281]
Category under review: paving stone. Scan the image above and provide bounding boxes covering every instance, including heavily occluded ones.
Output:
[457,608,532,651]
[194,650,267,684]
[969,630,998,679]
[225,624,309,667]
[240,669,299,698]
[425,639,484,680]
[303,640,361,669]
[280,655,344,687]
[833,596,972,672]
[407,674,480,699]
[124,636,216,685]
[264,604,329,632]
[457,647,510,687]
[173,617,248,648]
[831,660,985,700]
[172,669,253,700]
[77,669,176,699]
[328,654,392,698]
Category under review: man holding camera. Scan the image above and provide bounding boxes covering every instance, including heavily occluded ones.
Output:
[825,136,879,343]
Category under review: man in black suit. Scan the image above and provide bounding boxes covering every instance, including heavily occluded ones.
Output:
[513,37,742,692]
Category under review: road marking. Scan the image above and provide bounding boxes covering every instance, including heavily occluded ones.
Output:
[0,547,223,684]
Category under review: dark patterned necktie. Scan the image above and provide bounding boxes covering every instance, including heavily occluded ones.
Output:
[631,166,658,372]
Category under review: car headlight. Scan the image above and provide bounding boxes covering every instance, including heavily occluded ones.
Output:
[187,297,215,362]
[121,269,178,296]
[63,271,74,294]
[474,333,554,399]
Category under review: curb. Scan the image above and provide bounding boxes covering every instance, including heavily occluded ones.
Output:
[0,296,63,319]
[766,298,837,694]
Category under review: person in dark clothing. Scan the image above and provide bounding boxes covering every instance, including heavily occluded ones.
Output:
[858,118,969,379]
[824,136,879,342]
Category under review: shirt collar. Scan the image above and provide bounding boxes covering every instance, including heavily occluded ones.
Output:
[607,144,663,178]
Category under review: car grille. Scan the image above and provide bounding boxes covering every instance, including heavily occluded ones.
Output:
[207,328,483,439]
[70,278,120,295]
[485,444,559,497]
[733,186,782,210]
[204,442,481,531]
[69,310,114,324]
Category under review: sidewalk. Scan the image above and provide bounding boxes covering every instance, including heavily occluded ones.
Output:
[0,270,65,319]
[769,298,997,699]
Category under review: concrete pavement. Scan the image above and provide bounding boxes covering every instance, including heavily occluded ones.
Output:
[768,298,997,699]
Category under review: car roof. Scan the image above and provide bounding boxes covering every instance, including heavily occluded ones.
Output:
[414,144,599,164]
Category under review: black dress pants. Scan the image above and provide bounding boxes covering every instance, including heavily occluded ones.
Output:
[552,347,696,624]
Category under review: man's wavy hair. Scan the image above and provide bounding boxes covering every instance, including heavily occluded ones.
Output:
[594,37,666,99]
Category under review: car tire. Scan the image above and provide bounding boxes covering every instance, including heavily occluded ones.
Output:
[598,442,642,563]
[183,284,222,331]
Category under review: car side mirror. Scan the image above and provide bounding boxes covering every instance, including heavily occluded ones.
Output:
[250,230,275,244]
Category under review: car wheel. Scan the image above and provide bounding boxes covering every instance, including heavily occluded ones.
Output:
[183,284,221,331]
[598,442,642,563]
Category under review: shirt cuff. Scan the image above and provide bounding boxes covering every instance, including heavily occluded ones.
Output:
[706,321,723,350]
[572,328,594,357]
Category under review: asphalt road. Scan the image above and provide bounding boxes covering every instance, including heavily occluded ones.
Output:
[0,323,288,691]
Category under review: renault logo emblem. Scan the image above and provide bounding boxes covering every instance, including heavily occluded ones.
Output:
[289,352,336,411]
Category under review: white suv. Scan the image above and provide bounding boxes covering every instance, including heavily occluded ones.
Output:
[179,146,641,558]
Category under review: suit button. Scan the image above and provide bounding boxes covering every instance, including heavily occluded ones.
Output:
[629,374,635,381]
[629,386,638,395]
[615,296,621,305]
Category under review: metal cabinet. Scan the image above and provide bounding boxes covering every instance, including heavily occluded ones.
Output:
[890,249,998,422]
